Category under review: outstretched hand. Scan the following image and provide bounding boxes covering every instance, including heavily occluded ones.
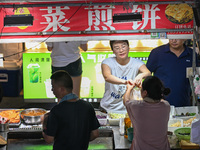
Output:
[126,79,135,90]
[133,75,143,88]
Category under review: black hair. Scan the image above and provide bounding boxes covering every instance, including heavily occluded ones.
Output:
[142,76,170,100]
[50,70,73,90]
[109,40,129,51]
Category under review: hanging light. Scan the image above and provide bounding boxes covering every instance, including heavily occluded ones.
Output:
[113,12,142,23]
[4,14,33,27]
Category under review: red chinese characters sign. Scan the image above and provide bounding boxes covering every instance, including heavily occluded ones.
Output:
[0,3,194,40]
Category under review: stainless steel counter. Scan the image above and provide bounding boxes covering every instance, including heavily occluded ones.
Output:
[6,126,114,150]
[1,125,182,150]
[112,126,131,150]
[111,126,181,150]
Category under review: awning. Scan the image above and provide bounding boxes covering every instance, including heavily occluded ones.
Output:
[0,0,198,42]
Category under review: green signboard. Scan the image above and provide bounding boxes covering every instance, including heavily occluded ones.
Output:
[23,53,53,101]
[80,51,150,99]
[23,51,150,101]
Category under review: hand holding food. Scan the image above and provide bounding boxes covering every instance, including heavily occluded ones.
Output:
[133,75,143,88]
[126,79,135,90]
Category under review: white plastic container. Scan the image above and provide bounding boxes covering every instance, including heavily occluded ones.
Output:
[168,118,183,132]
[168,118,183,127]
[98,118,107,126]
[174,106,199,118]
[107,110,126,126]
[170,105,175,118]
[95,111,107,126]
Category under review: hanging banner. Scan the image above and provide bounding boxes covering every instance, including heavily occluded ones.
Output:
[0,3,194,40]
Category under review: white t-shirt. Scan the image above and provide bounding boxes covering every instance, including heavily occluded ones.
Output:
[46,41,87,67]
[100,57,144,111]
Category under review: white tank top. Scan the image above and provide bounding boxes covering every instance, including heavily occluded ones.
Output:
[100,57,144,111]
[46,41,86,67]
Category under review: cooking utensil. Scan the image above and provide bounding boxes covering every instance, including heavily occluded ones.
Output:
[20,108,47,125]
[0,123,9,132]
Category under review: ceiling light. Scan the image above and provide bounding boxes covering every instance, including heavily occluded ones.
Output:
[4,15,33,27]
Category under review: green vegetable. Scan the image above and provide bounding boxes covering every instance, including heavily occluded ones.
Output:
[109,113,125,119]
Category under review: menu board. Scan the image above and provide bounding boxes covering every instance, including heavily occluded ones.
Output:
[23,53,54,102]
[23,51,150,102]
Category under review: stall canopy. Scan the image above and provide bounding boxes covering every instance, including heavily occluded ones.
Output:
[0,0,199,42]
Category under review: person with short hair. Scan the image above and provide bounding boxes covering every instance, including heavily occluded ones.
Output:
[146,39,198,107]
[123,76,171,150]
[42,70,100,150]
[100,40,151,111]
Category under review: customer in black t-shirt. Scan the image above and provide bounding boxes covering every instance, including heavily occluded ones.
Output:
[42,70,100,150]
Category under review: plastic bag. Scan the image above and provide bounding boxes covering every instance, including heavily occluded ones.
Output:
[130,87,142,100]
[190,118,200,145]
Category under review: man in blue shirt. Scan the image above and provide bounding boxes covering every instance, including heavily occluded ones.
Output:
[146,39,198,107]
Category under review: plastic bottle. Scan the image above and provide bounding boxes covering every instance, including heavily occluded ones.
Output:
[193,74,200,88]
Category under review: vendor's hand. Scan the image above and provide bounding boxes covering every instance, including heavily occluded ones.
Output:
[126,79,135,90]
[133,75,143,88]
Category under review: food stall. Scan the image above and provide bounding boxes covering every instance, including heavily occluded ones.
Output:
[0,0,200,149]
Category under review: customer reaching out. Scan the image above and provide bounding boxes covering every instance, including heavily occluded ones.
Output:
[123,76,171,150]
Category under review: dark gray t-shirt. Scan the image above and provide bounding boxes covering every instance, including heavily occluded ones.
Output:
[44,99,100,150]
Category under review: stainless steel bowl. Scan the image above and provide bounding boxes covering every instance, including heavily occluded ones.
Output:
[20,108,47,125]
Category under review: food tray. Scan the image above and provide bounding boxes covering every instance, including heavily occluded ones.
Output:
[0,109,22,127]
[95,111,107,126]
[107,110,126,126]
[168,118,183,127]
[181,116,197,127]
[168,118,183,132]
[174,106,199,118]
